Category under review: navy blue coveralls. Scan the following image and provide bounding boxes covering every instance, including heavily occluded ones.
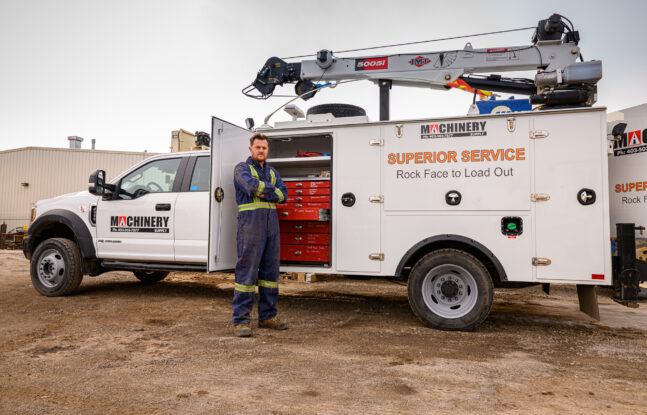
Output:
[232,156,288,325]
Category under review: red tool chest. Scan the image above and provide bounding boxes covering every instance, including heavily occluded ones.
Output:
[279,179,331,264]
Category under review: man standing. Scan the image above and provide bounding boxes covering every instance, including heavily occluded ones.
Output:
[232,133,288,337]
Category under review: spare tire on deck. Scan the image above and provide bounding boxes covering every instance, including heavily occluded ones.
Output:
[307,103,366,118]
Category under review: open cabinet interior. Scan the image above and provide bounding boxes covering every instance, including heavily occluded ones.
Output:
[268,134,332,267]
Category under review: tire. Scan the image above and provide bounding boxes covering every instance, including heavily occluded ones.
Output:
[30,238,84,297]
[133,270,169,284]
[306,103,366,118]
[407,249,493,331]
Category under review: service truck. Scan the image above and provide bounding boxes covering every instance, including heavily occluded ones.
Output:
[23,14,644,330]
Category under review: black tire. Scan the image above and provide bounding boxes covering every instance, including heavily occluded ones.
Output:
[30,237,84,297]
[407,249,493,331]
[307,103,366,118]
[133,270,169,284]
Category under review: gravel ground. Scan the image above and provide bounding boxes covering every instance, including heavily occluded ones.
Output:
[1,250,646,414]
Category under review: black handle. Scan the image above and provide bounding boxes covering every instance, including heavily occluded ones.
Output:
[341,192,356,207]
[155,203,172,211]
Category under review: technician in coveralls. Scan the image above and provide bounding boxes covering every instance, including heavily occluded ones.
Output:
[232,133,289,337]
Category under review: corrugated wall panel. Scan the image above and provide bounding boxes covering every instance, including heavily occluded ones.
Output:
[0,147,158,229]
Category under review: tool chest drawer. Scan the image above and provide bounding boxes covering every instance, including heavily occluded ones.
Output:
[280,221,330,234]
[286,195,330,203]
[280,232,330,245]
[277,207,330,221]
[290,187,330,196]
[285,202,330,209]
[285,180,330,189]
[281,245,330,262]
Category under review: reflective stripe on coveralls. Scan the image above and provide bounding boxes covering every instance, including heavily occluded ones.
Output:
[234,283,256,293]
[258,279,279,289]
[237,164,279,212]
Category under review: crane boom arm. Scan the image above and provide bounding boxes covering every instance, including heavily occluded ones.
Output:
[245,13,601,111]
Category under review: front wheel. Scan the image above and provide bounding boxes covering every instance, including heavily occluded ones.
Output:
[407,249,493,331]
[133,270,169,284]
[30,238,84,296]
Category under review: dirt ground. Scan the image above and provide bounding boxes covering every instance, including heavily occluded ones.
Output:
[1,251,646,415]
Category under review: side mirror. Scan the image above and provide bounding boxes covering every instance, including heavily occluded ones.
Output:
[88,170,106,195]
[611,122,627,141]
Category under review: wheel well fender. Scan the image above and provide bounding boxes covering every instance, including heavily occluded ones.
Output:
[26,209,96,260]
[395,234,507,283]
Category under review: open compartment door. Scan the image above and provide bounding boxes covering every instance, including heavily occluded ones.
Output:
[208,117,251,272]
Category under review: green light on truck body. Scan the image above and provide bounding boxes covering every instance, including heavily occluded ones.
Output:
[507,222,517,231]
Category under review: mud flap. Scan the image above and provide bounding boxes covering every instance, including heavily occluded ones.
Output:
[577,284,600,320]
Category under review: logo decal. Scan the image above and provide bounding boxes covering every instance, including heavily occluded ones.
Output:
[355,57,388,71]
[110,215,170,233]
[613,128,647,156]
[408,56,430,67]
[420,121,487,139]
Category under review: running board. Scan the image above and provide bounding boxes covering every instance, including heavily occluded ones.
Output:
[101,260,207,273]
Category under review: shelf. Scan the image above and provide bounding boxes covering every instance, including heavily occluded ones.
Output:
[267,156,330,167]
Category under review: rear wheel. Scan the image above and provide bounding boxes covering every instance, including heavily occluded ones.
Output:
[30,238,84,296]
[407,249,493,331]
[133,270,169,284]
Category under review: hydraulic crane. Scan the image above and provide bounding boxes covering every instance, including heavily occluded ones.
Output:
[244,13,602,120]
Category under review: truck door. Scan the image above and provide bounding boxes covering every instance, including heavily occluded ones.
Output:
[208,117,251,272]
[334,126,382,272]
[532,109,610,281]
[96,156,184,261]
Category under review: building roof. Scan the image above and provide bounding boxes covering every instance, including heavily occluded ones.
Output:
[0,146,156,156]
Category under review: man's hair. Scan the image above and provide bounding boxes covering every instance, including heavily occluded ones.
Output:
[249,133,269,146]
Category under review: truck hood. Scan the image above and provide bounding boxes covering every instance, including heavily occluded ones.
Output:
[35,191,99,216]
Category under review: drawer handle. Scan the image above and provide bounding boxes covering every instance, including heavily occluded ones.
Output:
[296,204,303,208]
[296,190,303,194]
[295,251,302,255]
[296,183,303,187]
[295,237,303,241]
[296,197,303,201]
[281,212,289,216]
[295,225,303,229]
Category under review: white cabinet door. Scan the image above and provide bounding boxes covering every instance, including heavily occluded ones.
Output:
[334,126,382,272]
[208,117,251,272]
[533,110,610,282]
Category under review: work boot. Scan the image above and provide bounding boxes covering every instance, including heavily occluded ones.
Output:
[233,323,252,337]
[258,316,288,330]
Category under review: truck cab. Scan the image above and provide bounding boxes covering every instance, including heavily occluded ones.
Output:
[23,150,211,297]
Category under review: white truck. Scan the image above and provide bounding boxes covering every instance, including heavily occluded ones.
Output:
[22,13,643,330]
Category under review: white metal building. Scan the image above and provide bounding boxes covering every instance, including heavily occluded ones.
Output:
[0,147,157,230]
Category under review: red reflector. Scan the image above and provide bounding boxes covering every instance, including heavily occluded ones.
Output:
[487,48,508,52]
[591,274,604,280]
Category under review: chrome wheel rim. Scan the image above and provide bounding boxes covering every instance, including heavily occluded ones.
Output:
[37,249,66,288]
[421,264,478,319]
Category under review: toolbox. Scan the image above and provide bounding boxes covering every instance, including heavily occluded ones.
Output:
[279,179,331,264]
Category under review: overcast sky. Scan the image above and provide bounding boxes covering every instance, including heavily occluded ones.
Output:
[1,0,646,153]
